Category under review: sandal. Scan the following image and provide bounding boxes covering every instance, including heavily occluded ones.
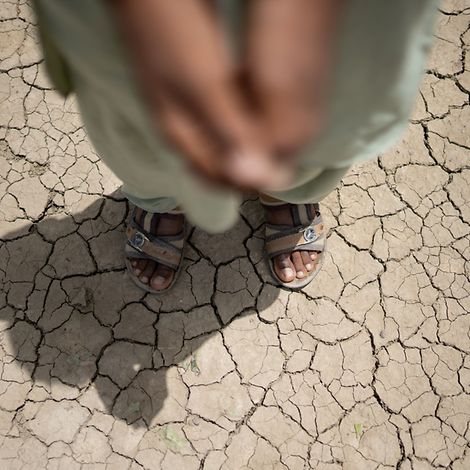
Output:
[124,208,186,294]
[262,201,327,290]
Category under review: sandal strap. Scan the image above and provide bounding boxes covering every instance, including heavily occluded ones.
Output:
[290,202,319,226]
[265,208,326,259]
[126,211,185,271]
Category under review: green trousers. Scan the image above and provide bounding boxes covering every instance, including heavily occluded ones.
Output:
[34,0,438,233]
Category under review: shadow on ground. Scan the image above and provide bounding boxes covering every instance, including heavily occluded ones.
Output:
[0,191,282,429]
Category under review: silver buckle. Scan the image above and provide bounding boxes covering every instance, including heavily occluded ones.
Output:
[302,226,317,242]
[131,231,146,248]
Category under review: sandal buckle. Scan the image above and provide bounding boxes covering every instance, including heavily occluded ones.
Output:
[302,227,317,242]
[131,231,146,248]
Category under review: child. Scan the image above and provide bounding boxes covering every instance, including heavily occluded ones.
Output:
[33,0,438,292]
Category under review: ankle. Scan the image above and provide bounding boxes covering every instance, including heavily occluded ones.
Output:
[133,208,184,236]
[263,204,293,226]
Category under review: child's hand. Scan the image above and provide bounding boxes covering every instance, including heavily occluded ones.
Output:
[244,0,345,162]
[109,0,293,191]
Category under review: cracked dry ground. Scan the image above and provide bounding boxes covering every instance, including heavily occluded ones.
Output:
[1,2,470,470]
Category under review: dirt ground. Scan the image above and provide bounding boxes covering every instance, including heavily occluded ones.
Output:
[1,1,470,469]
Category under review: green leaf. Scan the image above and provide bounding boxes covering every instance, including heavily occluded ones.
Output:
[128,402,140,414]
[161,426,186,451]
[190,354,201,376]
[354,423,363,439]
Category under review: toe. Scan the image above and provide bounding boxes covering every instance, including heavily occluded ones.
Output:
[291,251,306,278]
[151,264,175,291]
[139,260,156,284]
[133,259,147,276]
[301,251,313,272]
[274,253,296,283]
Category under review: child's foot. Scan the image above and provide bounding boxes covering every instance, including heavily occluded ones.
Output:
[263,202,322,284]
[126,207,185,292]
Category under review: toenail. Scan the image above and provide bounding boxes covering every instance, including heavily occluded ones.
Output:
[153,276,166,286]
[140,276,148,283]
[297,271,305,278]
[134,268,141,275]
[305,263,312,270]
[282,268,294,278]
